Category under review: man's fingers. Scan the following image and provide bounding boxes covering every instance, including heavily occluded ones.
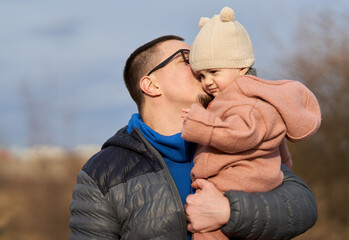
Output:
[191,178,212,190]
[184,203,190,217]
[187,223,194,233]
[188,222,207,233]
[186,194,195,205]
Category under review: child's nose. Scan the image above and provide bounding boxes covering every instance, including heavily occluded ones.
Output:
[205,77,213,85]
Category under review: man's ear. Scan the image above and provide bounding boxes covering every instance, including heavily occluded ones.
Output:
[240,67,250,75]
[139,76,161,96]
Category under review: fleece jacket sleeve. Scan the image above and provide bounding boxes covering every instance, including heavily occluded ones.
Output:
[182,103,266,154]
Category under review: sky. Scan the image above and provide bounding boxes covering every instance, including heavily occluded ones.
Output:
[1,0,348,148]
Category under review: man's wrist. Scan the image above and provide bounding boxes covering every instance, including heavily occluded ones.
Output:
[220,194,231,227]
[221,191,242,235]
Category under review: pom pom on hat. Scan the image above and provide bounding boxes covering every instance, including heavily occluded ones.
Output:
[199,17,210,29]
[220,7,235,22]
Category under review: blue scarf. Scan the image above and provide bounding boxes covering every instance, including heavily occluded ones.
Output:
[127,113,195,205]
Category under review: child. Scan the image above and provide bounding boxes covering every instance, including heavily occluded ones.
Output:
[181,7,321,240]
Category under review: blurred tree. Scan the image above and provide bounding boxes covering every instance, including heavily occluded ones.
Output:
[278,8,349,235]
[19,81,53,146]
[19,76,77,148]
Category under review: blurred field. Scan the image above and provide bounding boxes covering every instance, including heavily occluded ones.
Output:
[0,150,87,240]
[0,144,348,240]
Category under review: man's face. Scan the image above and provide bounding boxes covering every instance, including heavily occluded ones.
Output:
[151,40,210,108]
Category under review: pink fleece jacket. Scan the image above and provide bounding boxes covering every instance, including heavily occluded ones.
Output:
[182,75,321,193]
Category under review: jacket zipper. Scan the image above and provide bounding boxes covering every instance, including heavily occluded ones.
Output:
[134,128,188,240]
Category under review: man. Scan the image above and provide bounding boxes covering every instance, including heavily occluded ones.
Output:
[69,35,317,239]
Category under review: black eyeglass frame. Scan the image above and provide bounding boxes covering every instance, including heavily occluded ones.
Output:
[147,49,190,76]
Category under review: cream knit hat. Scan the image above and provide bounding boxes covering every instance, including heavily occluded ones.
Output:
[190,7,255,73]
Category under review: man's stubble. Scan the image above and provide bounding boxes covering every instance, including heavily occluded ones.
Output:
[199,93,213,109]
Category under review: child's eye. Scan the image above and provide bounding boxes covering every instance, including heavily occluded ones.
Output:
[210,70,217,74]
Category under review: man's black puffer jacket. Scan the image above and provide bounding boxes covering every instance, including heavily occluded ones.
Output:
[69,126,317,240]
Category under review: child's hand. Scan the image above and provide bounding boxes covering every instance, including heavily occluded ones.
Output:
[181,108,190,119]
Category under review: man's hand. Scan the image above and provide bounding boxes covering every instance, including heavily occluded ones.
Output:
[181,108,190,119]
[185,179,230,233]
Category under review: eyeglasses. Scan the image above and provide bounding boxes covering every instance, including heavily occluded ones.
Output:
[147,49,190,76]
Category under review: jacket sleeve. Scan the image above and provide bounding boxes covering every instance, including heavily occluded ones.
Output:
[182,103,267,154]
[69,170,120,240]
[220,164,317,240]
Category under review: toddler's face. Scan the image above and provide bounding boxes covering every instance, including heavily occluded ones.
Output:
[197,68,244,97]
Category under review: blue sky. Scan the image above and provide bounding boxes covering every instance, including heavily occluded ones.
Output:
[1,0,348,148]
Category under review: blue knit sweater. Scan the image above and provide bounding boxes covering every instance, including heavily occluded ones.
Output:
[127,113,195,205]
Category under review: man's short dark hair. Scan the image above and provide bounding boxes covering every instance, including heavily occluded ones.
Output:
[123,35,184,114]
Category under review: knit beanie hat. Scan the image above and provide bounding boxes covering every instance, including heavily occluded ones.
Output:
[190,7,255,73]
